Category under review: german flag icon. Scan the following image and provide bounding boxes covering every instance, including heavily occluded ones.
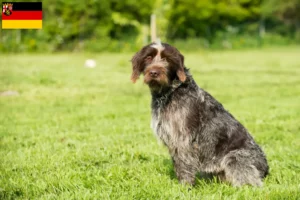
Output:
[2,2,42,29]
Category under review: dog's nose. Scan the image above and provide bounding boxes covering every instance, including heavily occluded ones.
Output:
[150,70,159,78]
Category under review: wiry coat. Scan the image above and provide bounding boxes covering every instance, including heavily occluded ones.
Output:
[131,42,269,187]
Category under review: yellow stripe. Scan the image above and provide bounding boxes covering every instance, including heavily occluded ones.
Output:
[2,20,42,29]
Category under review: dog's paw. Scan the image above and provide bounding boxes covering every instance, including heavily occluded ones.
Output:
[179,179,195,187]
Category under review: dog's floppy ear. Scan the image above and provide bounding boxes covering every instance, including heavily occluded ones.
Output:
[131,51,144,83]
[176,53,186,82]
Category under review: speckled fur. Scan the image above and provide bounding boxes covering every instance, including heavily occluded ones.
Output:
[131,42,269,187]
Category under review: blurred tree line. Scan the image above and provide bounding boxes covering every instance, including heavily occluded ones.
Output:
[0,0,299,52]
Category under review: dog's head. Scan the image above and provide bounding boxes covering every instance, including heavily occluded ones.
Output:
[130,42,186,90]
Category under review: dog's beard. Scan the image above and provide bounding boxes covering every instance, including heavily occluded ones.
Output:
[144,74,169,91]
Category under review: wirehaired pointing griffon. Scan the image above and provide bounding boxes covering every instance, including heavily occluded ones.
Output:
[130,42,269,187]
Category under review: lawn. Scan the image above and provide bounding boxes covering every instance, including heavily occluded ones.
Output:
[0,48,300,200]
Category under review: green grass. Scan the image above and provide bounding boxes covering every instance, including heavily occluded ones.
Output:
[0,48,300,200]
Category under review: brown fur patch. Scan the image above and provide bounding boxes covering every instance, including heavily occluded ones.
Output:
[176,68,187,82]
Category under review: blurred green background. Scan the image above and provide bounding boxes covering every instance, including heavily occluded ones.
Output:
[1,1,300,199]
[1,0,299,52]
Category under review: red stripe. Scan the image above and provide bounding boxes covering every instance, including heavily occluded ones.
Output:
[2,11,42,20]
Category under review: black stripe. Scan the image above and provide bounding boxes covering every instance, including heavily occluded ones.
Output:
[2,2,42,11]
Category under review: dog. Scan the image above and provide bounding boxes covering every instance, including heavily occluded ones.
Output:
[130,42,269,187]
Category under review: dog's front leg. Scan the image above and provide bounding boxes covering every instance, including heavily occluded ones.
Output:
[172,153,197,186]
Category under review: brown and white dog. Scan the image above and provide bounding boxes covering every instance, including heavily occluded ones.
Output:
[130,42,269,187]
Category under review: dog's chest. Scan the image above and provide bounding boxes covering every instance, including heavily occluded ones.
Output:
[151,105,189,148]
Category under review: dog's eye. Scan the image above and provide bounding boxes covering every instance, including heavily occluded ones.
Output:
[145,56,152,61]
[161,57,167,62]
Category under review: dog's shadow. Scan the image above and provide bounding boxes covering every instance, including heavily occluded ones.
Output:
[163,159,222,186]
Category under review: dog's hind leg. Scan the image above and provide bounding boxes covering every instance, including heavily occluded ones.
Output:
[221,151,263,187]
